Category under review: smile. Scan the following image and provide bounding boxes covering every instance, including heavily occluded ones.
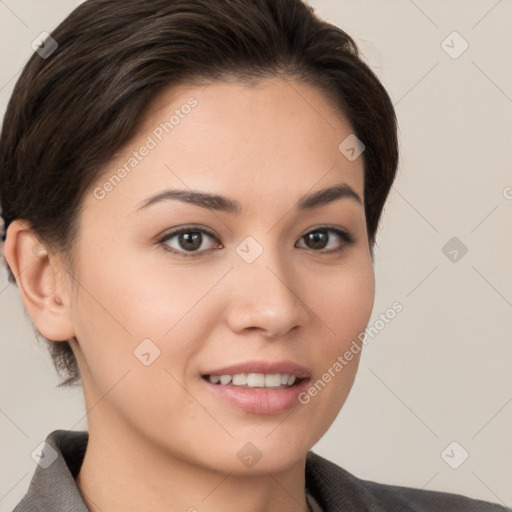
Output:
[200,360,311,413]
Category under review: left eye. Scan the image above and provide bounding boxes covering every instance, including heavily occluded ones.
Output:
[296,227,353,253]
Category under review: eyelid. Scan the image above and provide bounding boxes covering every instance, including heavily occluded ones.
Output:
[301,224,353,241]
[160,224,218,239]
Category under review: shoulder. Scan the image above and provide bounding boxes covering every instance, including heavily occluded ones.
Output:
[305,451,510,512]
[13,430,89,512]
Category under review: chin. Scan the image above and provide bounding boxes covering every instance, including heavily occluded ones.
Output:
[245,437,313,474]
[187,435,313,476]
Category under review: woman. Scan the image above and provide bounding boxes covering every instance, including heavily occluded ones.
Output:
[0,0,508,510]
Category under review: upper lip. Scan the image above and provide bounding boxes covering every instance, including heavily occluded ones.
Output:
[203,360,311,379]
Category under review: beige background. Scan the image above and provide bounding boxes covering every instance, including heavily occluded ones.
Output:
[1,0,511,510]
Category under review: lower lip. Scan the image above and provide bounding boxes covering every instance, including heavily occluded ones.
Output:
[202,377,310,415]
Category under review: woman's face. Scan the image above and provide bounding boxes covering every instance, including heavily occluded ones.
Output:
[66,77,375,473]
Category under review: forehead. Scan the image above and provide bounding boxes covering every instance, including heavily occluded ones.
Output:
[86,78,364,219]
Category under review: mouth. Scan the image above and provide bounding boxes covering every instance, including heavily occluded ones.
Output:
[200,361,311,414]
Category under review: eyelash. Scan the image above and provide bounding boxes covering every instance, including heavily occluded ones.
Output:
[158,224,354,258]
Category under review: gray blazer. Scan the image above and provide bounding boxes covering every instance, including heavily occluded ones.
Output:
[13,430,509,511]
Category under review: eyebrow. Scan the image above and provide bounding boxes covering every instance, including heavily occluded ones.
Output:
[135,183,362,214]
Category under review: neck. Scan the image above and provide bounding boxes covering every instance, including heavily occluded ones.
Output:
[76,414,310,512]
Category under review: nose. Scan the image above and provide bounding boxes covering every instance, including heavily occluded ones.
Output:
[224,242,311,339]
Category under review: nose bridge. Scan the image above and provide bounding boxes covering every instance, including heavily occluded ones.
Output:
[226,233,309,336]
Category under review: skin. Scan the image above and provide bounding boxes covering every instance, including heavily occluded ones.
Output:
[5,77,375,512]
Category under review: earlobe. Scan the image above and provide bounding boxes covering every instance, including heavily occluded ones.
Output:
[3,220,76,341]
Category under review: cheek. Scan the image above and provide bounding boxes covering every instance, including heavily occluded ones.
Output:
[302,258,374,413]
[73,241,212,335]
[69,252,223,379]
[312,258,375,353]
[68,264,211,432]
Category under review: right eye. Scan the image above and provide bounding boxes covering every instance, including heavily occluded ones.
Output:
[159,225,222,257]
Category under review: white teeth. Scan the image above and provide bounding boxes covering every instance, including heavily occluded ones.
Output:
[232,374,247,386]
[219,375,232,385]
[264,374,282,387]
[208,373,298,388]
[247,373,265,387]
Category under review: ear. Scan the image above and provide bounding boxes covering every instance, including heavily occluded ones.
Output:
[3,220,76,341]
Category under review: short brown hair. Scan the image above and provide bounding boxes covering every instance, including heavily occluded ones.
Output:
[0,0,398,386]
